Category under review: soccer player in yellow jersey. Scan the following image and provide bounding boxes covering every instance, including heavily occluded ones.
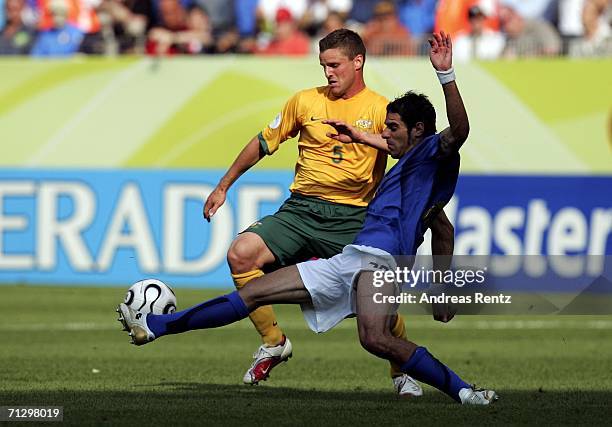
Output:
[203,29,453,395]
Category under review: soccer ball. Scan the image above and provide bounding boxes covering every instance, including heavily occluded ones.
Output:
[124,279,177,315]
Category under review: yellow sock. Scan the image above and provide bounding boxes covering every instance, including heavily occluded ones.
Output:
[389,313,408,378]
[232,270,284,347]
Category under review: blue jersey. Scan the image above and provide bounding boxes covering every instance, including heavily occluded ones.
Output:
[353,133,460,255]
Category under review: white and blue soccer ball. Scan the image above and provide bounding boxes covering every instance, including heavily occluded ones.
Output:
[124,279,177,315]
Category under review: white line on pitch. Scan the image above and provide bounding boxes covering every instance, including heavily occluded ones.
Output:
[1,319,611,332]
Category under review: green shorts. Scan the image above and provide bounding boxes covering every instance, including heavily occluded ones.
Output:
[243,193,367,268]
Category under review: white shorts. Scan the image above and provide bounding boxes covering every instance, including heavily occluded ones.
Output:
[296,244,397,333]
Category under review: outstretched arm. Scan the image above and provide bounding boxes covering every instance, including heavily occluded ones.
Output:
[428,33,464,322]
[324,120,390,153]
[203,135,265,221]
[429,31,469,150]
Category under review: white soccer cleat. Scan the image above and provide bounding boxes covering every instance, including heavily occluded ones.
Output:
[116,303,156,346]
[393,374,423,397]
[458,386,499,405]
[243,335,293,385]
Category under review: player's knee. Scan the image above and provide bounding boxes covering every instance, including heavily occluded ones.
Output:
[358,329,392,358]
[227,238,261,272]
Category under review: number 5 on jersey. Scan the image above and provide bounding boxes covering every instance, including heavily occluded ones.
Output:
[332,145,343,163]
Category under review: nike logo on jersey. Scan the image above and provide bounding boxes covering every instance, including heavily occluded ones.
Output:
[311,116,323,121]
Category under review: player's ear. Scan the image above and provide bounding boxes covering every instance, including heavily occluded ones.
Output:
[414,122,425,137]
[353,54,364,71]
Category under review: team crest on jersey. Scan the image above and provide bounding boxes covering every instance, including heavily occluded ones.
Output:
[269,113,282,129]
[354,119,373,130]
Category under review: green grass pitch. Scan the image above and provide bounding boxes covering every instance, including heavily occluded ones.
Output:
[2,285,612,425]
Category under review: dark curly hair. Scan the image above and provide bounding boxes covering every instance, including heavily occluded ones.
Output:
[387,91,437,136]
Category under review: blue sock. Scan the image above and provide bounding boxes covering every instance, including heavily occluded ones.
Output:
[146,291,249,337]
[400,347,470,402]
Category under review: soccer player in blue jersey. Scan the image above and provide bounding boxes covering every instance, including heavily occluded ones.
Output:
[118,31,497,405]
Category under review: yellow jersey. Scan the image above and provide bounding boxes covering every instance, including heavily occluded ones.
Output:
[259,86,388,207]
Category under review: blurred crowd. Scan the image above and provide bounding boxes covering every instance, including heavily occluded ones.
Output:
[0,0,610,58]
